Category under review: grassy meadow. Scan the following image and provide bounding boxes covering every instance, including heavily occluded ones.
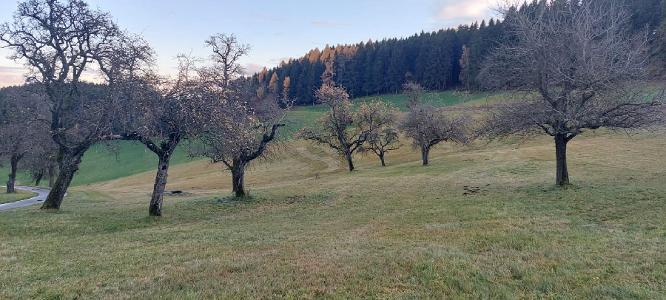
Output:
[1,115,665,298]
[0,90,503,188]
[0,189,36,204]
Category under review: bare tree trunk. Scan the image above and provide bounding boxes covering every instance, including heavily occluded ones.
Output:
[6,155,20,194]
[421,146,430,166]
[344,151,355,172]
[555,134,570,187]
[149,154,171,216]
[41,148,86,210]
[379,152,386,167]
[34,172,44,187]
[48,166,56,188]
[231,161,247,198]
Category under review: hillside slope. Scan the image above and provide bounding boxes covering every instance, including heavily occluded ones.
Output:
[0,90,501,187]
[2,126,665,298]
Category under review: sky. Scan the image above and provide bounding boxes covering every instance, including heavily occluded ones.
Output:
[0,0,499,87]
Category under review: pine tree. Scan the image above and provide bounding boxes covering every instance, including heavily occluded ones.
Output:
[459,45,472,90]
[247,0,661,104]
[658,0,666,75]
[268,72,279,94]
[282,76,291,100]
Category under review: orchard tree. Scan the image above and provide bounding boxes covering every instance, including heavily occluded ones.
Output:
[0,86,51,193]
[24,146,58,187]
[298,84,392,171]
[120,32,248,216]
[202,33,250,90]
[196,82,286,198]
[479,0,663,186]
[358,100,401,166]
[120,58,217,216]
[401,104,469,166]
[0,87,31,193]
[192,34,286,198]
[0,0,154,209]
[403,81,425,109]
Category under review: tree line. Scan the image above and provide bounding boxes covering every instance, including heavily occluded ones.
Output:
[0,0,664,218]
[253,0,666,106]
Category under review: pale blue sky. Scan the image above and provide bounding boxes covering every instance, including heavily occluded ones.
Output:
[0,0,498,86]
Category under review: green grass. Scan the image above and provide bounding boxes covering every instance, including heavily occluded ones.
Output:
[355,90,504,111]
[1,91,502,187]
[281,90,501,139]
[72,141,193,186]
[0,189,36,204]
[0,141,194,187]
[1,91,499,187]
[282,108,324,138]
[0,138,273,189]
[1,129,665,298]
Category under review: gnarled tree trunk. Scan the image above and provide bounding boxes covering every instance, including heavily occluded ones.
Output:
[41,147,86,210]
[34,172,44,187]
[379,152,386,167]
[149,154,171,216]
[421,146,430,166]
[48,165,56,188]
[231,160,247,198]
[555,134,570,186]
[127,133,182,216]
[6,154,21,194]
[344,151,355,172]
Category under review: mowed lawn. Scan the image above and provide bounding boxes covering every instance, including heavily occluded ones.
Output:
[0,190,36,204]
[281,90,503,139]
[1,128,665,299]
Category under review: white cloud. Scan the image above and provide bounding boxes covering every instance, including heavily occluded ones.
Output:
[269,57,293,65]
[242,63,265,76]
[433,0,499,26]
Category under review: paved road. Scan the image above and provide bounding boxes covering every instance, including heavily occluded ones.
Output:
[0,186,50,212]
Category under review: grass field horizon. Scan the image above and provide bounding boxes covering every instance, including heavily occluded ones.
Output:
[2,92,665,297]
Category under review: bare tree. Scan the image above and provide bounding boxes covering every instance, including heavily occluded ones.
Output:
[196,82,286,198]
[403,81,425,109]
[401,104,469,166]
[358,100,401,166]
[0,88,30,193]
[109,33,245,217]
[186,34,286,199]
[0,86,50,193]
[479,0,664,186]
[298,84,392,171]
[202,33,250,90]
[120,57,216,216]
[0,0,153,209]
[24,147,58,187]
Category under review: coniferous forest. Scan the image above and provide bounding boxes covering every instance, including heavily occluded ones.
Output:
[255,0,666,106]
